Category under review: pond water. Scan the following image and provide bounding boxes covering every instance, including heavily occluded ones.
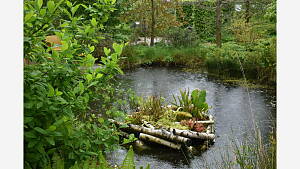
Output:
[106,67,276,169]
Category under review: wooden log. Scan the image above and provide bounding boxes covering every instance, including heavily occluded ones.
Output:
[170,128,215,140]
[141,120,155,129]
[109,119,191,145]
[174,120,214,125]
[139,133,181,150]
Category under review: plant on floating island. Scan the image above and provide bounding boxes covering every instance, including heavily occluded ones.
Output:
[172,88,211,121]
[126,96,165,125]
[125,89,211,132]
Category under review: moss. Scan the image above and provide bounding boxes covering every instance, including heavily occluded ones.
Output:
[176,111,193,121]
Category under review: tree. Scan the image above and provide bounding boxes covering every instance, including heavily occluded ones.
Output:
[216,0,222,47]
[121,0,184,46]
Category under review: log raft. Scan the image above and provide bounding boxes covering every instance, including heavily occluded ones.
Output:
[109,116,215,150]
[110,119,191,145]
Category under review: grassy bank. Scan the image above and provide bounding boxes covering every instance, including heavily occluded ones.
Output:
[119,38,276,86]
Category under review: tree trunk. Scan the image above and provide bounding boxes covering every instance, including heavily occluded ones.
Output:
[245,0,250,23]
[150,0,155,46]
[170,128,215,140]
[139,133,182,150]
[216,0,222,47]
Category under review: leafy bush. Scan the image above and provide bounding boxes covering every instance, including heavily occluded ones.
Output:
[165,27,198,47]
[24,0,128,168]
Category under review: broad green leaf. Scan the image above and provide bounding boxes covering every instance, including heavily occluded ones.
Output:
[78,82,84,94]
[37,102,43,109]
[199,90,206,103]
[25,11,34,22]
[48,125,56,131]
[86,74,93,82]
[98,118,104,123]
[87,81,98,88]
[91,18,97,27]
[56,89,63,96]
[24,117,34,124]
[66,1,72,8]
[89,46,95,52]
[96,73,103,79]
[48,84,55,97]
[55,88,62,96]
[45,137,55,145]
[34,127,47,135]
[37,0,43,9]
[25,131,37,138]
[113,43,123,55]
[61,41,69,51]
[111,53,118,61]
[60,22,69,27]
[40,8,46,17]
[104,47,111,56]
[28,140,38,148]
[47,1,55,13]
[71,4,80,16]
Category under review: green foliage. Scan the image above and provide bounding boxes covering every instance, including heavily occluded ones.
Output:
[24,0,128,168]
[122,134,138,145]
[181,1,234,42]
[121,0,184,39]
[204,39,276,84]
[165,27,198,47]
[265,0,276,23]
[139,96,165,121]
[227,129,276,169]
[45,146,150,169]
[172,89,210,120]
[121,146,135,169]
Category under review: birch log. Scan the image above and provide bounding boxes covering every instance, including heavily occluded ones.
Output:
[139,133,181,150]
[141,120,155,129]
[170,128,215,140]
[109,119,191,145]
[174,120,214,125]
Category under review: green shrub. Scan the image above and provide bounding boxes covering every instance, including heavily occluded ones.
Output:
[24,0,128,168]
[165,27,198,47]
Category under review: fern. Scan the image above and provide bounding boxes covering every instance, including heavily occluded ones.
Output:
[98,152,110,169]
[46,147,150,169]
[121,146,135,169]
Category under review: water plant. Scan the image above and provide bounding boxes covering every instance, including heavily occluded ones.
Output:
[139,96,165,122]
[172,88,210,120]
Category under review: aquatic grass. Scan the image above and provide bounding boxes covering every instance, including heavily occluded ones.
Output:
[139,96,165,122]
[229,128,276,169]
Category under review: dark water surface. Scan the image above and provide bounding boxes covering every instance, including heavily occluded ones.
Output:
[106,67,276,169]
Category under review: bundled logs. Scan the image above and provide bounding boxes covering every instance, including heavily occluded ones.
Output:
[109,117,215,150]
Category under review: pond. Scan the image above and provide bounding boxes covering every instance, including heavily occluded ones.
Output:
[106,67,276,169]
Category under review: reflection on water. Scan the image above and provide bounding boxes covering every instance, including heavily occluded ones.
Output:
[107,67,276,169]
